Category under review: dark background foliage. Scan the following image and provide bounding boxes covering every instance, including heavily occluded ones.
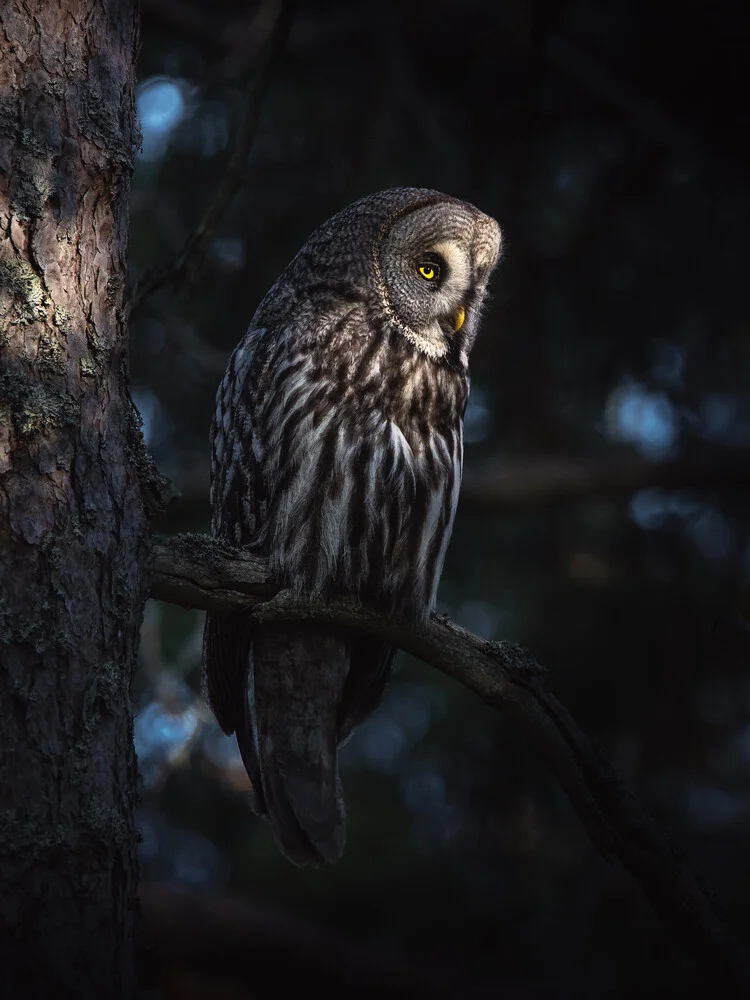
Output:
[130,2,750,996]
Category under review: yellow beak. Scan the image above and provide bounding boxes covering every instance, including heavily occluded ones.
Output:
[453,307,466,332]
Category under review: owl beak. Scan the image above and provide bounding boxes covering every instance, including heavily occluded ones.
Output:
[453,307,466,332]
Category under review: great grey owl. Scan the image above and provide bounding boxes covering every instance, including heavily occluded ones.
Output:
[203,188,502,865]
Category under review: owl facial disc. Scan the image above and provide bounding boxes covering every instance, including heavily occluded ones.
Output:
[375,198,501,361]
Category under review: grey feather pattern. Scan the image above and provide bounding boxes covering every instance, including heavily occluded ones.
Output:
[203,187,501,864]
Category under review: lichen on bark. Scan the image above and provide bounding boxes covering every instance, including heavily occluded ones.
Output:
[0,2,147,997]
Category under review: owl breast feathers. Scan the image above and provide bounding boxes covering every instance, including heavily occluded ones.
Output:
[203,188,501,865]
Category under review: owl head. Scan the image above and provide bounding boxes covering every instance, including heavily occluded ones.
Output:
[372,192,502,362]
[274,188,502,365]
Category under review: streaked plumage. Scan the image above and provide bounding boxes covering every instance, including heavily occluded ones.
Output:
[203,188,501,864]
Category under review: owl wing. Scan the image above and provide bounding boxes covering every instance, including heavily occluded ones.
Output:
[204,315,399,860]
[202,326,267,739]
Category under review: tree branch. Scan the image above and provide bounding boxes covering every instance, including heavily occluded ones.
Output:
[140,0,360,76]
[150,533,748,992]
[127,0,298,319]
[154,449,750,528]
[459,449,750,510]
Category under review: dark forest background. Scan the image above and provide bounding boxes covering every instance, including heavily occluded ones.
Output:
[130,2,750,996]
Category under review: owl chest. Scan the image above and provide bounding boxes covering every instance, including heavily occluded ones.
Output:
[358,343,464,430]
[267,355,463,606]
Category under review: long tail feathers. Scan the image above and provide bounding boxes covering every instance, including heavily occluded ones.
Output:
[205,613,395,866]
[244,624,349,866]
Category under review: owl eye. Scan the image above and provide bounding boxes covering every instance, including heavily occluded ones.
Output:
[417,260,441,282]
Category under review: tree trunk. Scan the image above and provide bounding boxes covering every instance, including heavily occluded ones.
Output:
[0,2,144,997]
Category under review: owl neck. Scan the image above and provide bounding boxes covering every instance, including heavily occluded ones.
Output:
[389,319,469,375]
[397,322,450,361]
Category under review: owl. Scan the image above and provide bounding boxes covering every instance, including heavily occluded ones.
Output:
[203,188,501,865]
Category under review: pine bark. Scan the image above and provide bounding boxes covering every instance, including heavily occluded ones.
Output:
[0,2,144,996]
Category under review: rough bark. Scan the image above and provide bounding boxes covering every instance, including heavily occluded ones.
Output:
[0,2,144,997]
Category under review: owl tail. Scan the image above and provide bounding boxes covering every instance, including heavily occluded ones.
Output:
[240,623,349,866]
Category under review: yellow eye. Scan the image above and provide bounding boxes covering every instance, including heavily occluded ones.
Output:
[418,260,441,281]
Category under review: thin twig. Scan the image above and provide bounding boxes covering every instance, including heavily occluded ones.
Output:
[152,449,750,528]
[149,533,749,992]
[459,450,750,509]
[140,1,360,68]
[128,0,298,319]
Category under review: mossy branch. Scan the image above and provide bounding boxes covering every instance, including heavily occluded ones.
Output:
[150,533,749,992]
